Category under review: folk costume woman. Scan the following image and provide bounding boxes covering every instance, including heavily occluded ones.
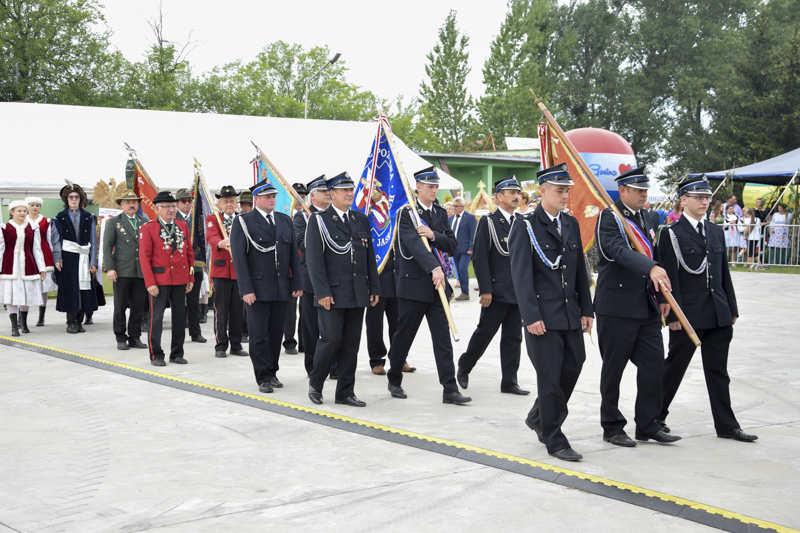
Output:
[25,196,58,326]
[50,181,99,333]
[1,201,47,336]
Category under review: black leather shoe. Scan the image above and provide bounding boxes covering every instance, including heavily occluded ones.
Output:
[151,359,166,367]
[215,350,227,358]
[308,387,323,405]
[456,366,469,389]
[259,382,274,393]
[635,430,681,443]
[128,338,147,349]
[241,334,249,343]
[525,418,544,443]
[76,322,86,333]
[603,433,637,447]
[66,322,79,334]
[329,374,339,380]
[656,419,671,433]
[718,428,758,442]
[83,315,93,325]
[117,341,130,351]
[443,391,472,404]
[335,396,366,407]
[388,383,407,399]
[285,346,298,355]
[191,335,207,343]
[270,376,283,388]
[170,357,188,364]
[549,447,583,462]
[230,348,249,357]
[501,385,531,395]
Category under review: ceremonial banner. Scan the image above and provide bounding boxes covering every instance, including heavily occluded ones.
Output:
[538,122,606,252]
[191,170,213,268]
[353,116,409,273]
[251,156,292,217]
[124,148,159,221]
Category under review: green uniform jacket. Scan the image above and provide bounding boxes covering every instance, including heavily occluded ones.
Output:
[103,213,148,278]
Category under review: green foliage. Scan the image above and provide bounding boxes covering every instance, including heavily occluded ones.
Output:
[0,0,114,103]
[419,11,475,152]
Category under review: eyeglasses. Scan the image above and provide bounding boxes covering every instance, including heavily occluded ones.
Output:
[68,194,81,199]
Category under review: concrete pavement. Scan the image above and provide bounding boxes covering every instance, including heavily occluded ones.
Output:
[1,271,798,532]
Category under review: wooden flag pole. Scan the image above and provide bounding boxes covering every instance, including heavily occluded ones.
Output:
[193,158,229,240]
[250,141,312,216]
[531,90,701,347]
[376,105,459,342]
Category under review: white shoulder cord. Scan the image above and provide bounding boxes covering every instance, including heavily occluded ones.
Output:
[237,215,278,269]
[668,227,709,287]
[487,216,509,257]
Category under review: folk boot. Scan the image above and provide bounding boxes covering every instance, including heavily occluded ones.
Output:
[199,304,208,324]
[76,313,86,332]
[66,313,79,334]
[36,305,46,326]
[19,311,30,333]
[83,312,93,325]
[10,313,20,337]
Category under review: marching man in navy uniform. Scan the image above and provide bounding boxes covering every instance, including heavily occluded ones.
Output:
[230,180,303,394]
[386,167,471,405]
[594,167,680,446]
[305,172,380,406]
[294,176,331,377]
[508,165,593,461]
[457,175,528,395]
[138,191,194,366]
[657,175,757,442]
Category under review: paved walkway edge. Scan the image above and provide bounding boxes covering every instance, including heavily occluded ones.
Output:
[2,335,794,533]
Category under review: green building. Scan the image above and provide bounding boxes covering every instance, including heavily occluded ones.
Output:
[418,148,541,202]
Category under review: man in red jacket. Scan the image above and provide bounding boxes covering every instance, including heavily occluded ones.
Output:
[206,185,248,358]
[139,191,194,366]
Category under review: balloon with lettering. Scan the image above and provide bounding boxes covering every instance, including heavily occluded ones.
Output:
[565,128,637,202]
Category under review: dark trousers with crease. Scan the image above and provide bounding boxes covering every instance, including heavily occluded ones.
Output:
[283,295,298,349]
[661,325,739,432]
[309,307,364,400]
[211,277,243,352]
[185,269,202,338]
[300,291,319,374]
[148,285,186,361]
[365,295,398,368]
[388,297,458,394]
[597,313,663,436]
[525,328,585,453]
[458,300,522,389]
[246,300,288,385]
[113,277,146,342]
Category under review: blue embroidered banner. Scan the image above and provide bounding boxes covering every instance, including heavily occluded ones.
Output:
[352,119,408,272]
[253,156,292,217]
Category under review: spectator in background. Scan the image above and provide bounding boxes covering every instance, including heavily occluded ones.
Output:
[444,201,454,218]
[667,198,683,223]
[767,204,791,265]
[753,198,769,225]
[710,201,725,224]
[724,204,745,265]
[742,208,763,271]
[517,191,531,216]
[449,197,477,301]
[727,195,743,217]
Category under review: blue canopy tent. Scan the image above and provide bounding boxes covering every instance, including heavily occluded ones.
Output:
[689,147,800,186]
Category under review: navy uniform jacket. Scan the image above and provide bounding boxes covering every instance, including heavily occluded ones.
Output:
[509,205,593,329]
[658,215,738,329]
[472,209,517,304]
[305,208,380,308]
[395,204,457,302]
[293,204,320,293]
[448,211,477,254]
[594,199,662,318]
[230,209,303,302]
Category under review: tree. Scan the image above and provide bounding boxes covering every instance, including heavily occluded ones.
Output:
[0,0,115,103]
[419,10,475,152]
[479,0,574,146]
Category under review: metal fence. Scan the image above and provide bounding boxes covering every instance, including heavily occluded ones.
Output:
[720,221,800,269]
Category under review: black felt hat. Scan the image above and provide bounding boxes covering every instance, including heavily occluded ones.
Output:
[215,185,240,199]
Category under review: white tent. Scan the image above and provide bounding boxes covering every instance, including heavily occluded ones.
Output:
[0,103,461,198]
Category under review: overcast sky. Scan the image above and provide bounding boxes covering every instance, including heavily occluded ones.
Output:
[101,0,511,106]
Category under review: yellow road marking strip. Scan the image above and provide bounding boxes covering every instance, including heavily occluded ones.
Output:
[2,335,795,533]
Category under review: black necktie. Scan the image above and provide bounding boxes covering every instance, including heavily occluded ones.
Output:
[343,212,351,231]
[267,213,274,226]
[697,221,704,238]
